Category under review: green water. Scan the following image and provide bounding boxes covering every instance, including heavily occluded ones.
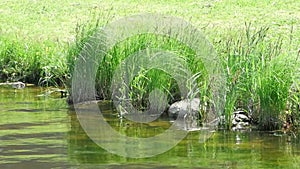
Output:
[1,87,300,168]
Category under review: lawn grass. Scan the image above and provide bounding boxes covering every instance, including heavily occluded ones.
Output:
[1,0,300,130]
[1,0,299,42]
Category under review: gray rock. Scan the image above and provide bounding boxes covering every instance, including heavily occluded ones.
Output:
[0,82,26,89]
[12,82,26,89]
[168,98,200,119]
[168,98,200,130]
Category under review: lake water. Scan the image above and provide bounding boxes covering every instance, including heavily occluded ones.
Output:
[1,87,300,168]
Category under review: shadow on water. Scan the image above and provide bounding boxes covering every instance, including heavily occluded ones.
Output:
[1,87,300,168]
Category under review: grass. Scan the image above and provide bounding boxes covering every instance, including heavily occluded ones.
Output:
[1,0,300,130]
[0,37,68,86]
[216,24,298,130]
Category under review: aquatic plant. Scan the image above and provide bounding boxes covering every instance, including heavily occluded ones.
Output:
[0,37,68,86]
[215,23,299,130]
[72,32,207,106]
[66,14,300,130]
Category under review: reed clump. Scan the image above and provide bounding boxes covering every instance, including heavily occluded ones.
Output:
[67,19,300,130]
[214,23,299,130]
[0,37,68,86]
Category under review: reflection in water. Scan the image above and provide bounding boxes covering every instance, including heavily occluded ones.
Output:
[1,87,300,168]
[68,103,300,168]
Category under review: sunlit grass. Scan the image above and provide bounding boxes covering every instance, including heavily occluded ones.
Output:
[1,0,300,129]
[213,23,299,130]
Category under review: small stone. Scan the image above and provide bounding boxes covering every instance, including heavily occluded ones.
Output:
[232,119,238,126]
[236,114,250,122]
[12,82,26,89]
[233,110,246,115]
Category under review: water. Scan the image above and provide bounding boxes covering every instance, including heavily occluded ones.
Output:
[1,87,300,168]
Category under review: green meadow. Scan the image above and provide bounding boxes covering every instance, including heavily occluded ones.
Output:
[1,0,300,130]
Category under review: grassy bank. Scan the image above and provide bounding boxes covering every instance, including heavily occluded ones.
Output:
[0,37,68,86]
[1,0,300,130]
[69,18,300,130]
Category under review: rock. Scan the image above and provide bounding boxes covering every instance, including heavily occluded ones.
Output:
[0,82,26,89]
[233,110,247,115]
[168,98,220,130]
[234,114,250,122]
[168,98,200,130]
[232,119,238,126]
[231,110,251,131]
[168,98,200,120]
[232,122,249,131]
[12,82,26,89]
[54,89,68,97]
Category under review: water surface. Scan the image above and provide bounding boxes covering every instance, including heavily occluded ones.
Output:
[1,87,300,168]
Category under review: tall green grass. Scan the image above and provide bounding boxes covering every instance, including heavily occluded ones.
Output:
[67,17,300,130]
[0,37,68,86]
[67,21,210,112]
[256,56,295,130]
[1,7,299,130]
[214,23,299,130]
